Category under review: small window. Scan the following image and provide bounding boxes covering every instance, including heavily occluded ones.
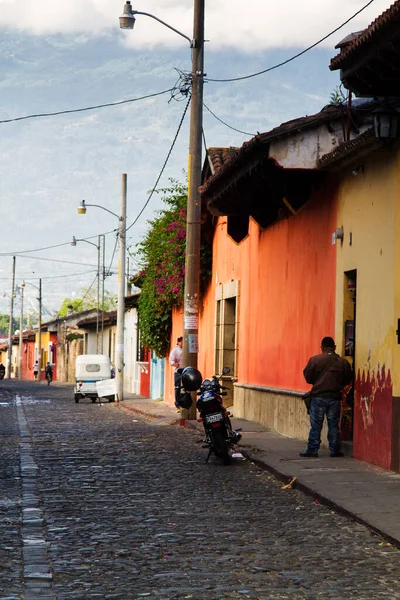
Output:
[86,364,100,372]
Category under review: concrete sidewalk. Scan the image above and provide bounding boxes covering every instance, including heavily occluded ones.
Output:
[119,394,400,547]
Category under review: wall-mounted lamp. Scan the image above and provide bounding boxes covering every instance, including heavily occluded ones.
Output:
[335,226,344,241]
[373,104,399,141]
[332,226,344,246]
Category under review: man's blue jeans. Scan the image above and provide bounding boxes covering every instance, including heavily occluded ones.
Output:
[174,372,181,408]
[307,397,341,454]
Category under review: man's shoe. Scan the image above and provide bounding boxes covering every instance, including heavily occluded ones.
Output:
[299,451,318,457]
[330,451,344,457]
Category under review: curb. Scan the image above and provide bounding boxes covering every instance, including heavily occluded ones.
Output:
[240,449,400,550]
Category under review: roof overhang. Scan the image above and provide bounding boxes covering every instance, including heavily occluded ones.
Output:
[318,128,384,171]
[330,2,400,96]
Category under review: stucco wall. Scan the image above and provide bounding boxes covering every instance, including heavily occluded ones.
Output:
[336,147,399,470]
[198,180,337,437]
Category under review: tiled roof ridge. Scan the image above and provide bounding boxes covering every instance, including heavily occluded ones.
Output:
[317,127,377,169]
[330,0,400,69]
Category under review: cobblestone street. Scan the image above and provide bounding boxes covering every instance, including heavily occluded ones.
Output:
[1,381,400,600]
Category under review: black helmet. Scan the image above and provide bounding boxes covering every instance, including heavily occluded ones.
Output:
[181,367,202,391]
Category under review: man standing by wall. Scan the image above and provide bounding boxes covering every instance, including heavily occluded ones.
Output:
[169,336,183,411]
[300,336,352,458]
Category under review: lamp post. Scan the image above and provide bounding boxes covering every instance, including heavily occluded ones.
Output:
[18,282,25,379]
[119,0,205,414]
[77,174,127,401]
[71,234,106,354]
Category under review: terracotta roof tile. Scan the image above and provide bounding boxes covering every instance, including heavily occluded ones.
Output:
[207,147,239,174]
[317,128,382,170]
[330,1,400,70]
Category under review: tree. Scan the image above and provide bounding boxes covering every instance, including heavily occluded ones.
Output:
[57,289,117,317]
[131,179,211,357]
[0,314,28,336]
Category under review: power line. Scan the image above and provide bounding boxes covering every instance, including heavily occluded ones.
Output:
[107,234,119,279]
[24,269,98,281]
[203,102,255,136]
[126,94,191,234]
[0,241,73,256]
[206,0,376,83]
[0,88,174,125]
[13,254,98,268]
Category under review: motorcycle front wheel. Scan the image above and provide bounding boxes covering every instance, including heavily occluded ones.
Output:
[212,429,231,465]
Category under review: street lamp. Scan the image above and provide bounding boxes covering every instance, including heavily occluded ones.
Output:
[17,282,25,379]
[71,234,106,354]
[77,174,127,402]
[119,1,205,411]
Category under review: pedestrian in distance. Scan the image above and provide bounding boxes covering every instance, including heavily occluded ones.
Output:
[300,336,353,458]
[169,336,183,412]
[45,362,53,385]
[33,361,39,381]
[0,363,5,380]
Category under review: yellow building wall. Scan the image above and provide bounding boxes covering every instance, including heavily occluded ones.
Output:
[335,146,399,470]
[35,331,51,370]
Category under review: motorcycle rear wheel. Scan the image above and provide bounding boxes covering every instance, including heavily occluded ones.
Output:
[212,429,231,465]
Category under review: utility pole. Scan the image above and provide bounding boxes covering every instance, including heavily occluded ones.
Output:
[18,283,25,379]
[37,279,42,382]
[96,237,100,354]
[181,0,205,418]
[99,234,105,354]
[7,256,16,378]
[115,173,127,402]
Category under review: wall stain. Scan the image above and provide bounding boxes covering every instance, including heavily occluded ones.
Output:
[354,365,392,470]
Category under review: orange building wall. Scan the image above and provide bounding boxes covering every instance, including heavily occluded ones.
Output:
[198,184,338,391]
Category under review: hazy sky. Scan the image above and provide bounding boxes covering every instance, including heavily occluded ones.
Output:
[0,0,393,318]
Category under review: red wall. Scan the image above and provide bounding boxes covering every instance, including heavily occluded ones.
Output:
[23,341,36,380]
[140,347,151,397]
[354,366,392,470]
[198,184,337,391]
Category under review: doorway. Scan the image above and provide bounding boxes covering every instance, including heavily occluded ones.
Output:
[342,269,357,444]
[215,294,237,408]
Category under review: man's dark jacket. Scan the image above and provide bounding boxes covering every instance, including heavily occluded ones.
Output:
[303,352,352,399]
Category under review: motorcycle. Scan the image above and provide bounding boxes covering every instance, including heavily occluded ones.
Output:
[180,366,242,465]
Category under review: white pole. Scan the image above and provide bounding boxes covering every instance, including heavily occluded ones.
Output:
[115,174,127,401]
[18,284,24,378]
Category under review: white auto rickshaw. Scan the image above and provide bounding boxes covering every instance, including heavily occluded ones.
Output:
[74,354,113,403]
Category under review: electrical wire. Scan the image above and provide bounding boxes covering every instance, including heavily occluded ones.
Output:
[13,254,98,268]
[74,274,99,308]
[0,241,73,256]
[203,102,256,136]
[107,234,119,278]
[206,0,376,83]
[126,94,191,234]
[23,269,98,281]
[0,88,174,125]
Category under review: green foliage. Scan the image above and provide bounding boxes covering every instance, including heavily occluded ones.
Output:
[329,86,346,106]
[133,179,212,358]
[57,289,117,317]
[0,314,27,336]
